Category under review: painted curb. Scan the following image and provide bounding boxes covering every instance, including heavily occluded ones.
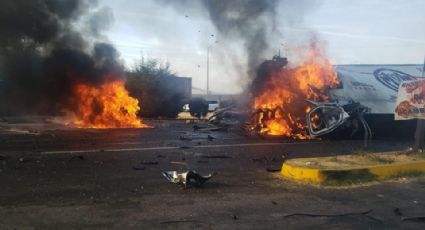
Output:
[281,160,425,185]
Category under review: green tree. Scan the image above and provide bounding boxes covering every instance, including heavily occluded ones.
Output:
[126,58,186,118]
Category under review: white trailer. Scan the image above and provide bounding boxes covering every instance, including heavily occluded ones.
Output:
[307,64,424,138]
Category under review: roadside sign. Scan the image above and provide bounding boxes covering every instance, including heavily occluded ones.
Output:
[394,79,425,120]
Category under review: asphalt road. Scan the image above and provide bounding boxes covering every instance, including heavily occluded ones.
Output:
[1,119,424,229]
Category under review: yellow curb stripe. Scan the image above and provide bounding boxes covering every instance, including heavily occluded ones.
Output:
[281,160,425,185]
[281,163,324,184]
[368,161,425,179]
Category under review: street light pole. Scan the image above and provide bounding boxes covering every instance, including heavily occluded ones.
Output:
[206,41,217,96]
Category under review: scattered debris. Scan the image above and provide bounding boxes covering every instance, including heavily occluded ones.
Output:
[252,156,268,164]
[133,160,159,169]
[170,161,189,167]
[6,128,40,135]
[394,208,403,216]
[160,220,200,225]
[394,207,425,222]
[200,155,232,159]
[18,157,32,163]
[93,160,104,166]
[208,106,242,129]
[193,125,221,132]
[180,143,192,149]
[402,216,425,222]
[283,209,382,223]
[251,155,283,172]
[162,170,216,188]
[132,165,145,170]
[266,167,281,173]
[207,135,215,141]
[305,161,318,166]
[180,133,215,141]
[69,155,85,161]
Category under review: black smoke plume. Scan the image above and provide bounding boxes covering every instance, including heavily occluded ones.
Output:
[202,0,278,76]
[157,0,278,79]
[0,0,119,115]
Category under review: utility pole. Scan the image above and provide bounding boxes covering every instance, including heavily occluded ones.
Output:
[413,55,425,152]
[206,41,217,96]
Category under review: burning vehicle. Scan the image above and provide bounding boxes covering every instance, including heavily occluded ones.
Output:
[317,64,423,139]
[248,45,424,140]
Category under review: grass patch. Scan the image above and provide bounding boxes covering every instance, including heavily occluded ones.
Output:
[329,156,339,162]
[390,170,425,179]
[351,149,368,157]
[322,169,378,186]
[365,155,395,164]
[416,151,425,159]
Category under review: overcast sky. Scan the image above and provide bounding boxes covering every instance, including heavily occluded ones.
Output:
[99,0,425,94]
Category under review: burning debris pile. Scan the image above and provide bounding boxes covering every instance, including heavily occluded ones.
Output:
[66,80,148,128]
[0,0,148,128]
[249,44,340,138]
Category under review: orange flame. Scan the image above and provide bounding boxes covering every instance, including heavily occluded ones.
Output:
[251,44,339,138]
[66,80,149,128]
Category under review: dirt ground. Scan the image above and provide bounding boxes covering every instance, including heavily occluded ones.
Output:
[1,119,425,229]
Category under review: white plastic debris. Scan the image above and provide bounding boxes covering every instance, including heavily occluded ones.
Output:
[161,170,215,188]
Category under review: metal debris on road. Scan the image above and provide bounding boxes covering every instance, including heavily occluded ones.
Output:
[252,156,268,163]
[132,165,145,170]
[193,124,222,132]
[208,106,242,128]
[160,220,200,225]
[18,157,32,163]
[251,155,282,172]
[162,170,216,188]
[402,216,425,221]
[68,155,85,161]
[180,133,215,141]
[180,141,193,149]
[200,155,232,159]
[394,207,425,222]
[266,166,281,172]
[283,209,382,223]
[133,160,159,169]
[169,161,189,167]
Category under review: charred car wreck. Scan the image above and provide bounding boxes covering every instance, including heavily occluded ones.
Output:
[311,64,423,140]
[247,54,423,140]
